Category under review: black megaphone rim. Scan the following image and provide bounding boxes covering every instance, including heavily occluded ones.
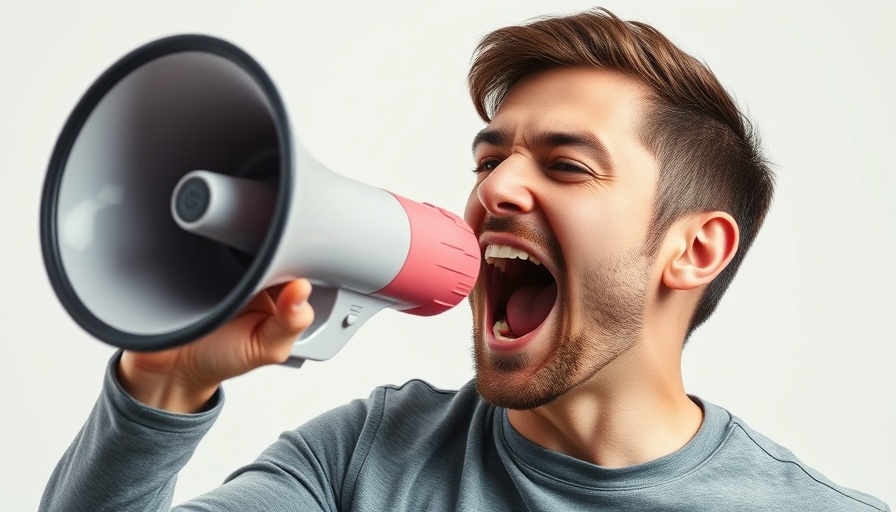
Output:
[40,34,293,351]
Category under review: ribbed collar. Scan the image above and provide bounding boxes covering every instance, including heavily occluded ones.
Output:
[496,396,733,490]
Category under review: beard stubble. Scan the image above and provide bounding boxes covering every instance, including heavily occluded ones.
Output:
[471,234,652,410]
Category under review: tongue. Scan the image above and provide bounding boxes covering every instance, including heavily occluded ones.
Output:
[506,282,557,337]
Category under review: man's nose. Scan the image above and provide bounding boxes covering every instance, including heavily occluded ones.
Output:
[476,156,536,216]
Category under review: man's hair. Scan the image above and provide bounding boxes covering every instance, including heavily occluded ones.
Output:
[468,7,774,336]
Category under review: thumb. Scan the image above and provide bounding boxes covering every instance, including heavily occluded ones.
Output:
[254,279,315,363]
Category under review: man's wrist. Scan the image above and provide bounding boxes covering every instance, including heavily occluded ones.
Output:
[117,353,219,414]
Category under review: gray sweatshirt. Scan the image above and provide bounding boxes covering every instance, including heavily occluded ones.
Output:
[41,355,890,511]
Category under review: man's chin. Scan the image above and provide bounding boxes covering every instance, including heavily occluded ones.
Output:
[472,334,569,410]
[474,373,564,410]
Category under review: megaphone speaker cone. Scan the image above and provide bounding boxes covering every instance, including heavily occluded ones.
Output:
[40,34,480,364]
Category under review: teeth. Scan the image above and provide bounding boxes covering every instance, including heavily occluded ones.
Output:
[484,244,541,266]
[493,319,512,338]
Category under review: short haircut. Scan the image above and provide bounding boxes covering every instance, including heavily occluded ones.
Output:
[468,7,775,337]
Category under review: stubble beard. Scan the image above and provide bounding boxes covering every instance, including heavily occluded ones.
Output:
[472,250,652,410]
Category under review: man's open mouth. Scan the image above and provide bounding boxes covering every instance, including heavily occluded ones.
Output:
[484,243,558,340]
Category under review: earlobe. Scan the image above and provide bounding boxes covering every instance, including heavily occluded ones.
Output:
[662,212,739,291]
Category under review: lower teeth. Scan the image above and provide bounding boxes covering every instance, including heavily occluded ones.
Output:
[492,319,514,339]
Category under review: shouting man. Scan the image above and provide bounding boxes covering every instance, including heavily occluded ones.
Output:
[42,8,889,511]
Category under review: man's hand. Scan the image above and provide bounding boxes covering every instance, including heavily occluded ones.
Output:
[117,278,315,413]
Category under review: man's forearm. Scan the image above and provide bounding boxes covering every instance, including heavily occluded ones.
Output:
[40,353,221,512]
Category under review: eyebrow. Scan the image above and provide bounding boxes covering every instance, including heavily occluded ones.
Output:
[472,128,614,170]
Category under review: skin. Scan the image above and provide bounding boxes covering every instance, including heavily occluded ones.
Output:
[465,67,739,467]
[119,66,739,470]
[466,68,658,411]
[118,279,314,413]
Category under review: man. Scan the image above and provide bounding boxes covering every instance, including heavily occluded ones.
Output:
[41,8,889,511]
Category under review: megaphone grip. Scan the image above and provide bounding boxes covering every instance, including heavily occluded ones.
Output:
[376,193,480,316]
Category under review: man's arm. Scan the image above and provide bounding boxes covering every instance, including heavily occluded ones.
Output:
[40,353,220,512]
[40,350,371,512]
[40,279,322,511]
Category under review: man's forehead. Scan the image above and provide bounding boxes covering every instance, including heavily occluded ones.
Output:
[500,67,648,107]
[484,67,649,140]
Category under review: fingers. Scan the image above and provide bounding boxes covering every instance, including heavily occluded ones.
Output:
[264,282,289,302]
[255,279,315,362]
[241,287,278,315]
[276,278,313,311]
[240,281,299,316]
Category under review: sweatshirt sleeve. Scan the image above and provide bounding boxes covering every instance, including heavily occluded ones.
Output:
[39,352,223,512]
[40,353,375,512]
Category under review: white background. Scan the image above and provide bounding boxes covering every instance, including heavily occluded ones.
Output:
[1,1,893,510]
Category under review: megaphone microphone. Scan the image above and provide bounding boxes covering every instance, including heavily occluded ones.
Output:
[41,35,480,366]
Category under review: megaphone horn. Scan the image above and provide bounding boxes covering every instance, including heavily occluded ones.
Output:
[40,34,480,366]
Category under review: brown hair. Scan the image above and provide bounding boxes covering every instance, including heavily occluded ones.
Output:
[468,8,774,337]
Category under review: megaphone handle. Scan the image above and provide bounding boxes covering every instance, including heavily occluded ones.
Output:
[283,286,394,367]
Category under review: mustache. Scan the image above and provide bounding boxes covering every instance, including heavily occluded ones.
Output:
[481,216,520,234]
[479,216,562,267]
[480,216,542,242]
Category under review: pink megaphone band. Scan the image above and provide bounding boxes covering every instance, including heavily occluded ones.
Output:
[376,193,481,316]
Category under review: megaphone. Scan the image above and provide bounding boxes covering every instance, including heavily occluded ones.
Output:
[40,35,480,367]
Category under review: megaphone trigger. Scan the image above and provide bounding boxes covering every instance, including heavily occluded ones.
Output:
[284,286,394,367]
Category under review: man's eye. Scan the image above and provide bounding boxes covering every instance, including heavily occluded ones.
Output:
[473,159,501,174]
[550,161,590,174]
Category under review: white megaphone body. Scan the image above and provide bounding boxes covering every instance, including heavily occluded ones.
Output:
[40,35,480,367]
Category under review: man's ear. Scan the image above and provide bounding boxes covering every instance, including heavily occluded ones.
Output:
[662,212,739,291]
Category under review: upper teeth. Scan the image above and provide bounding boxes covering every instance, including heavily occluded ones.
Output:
[484,244,541,266]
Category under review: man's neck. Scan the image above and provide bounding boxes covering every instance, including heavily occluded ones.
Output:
[506,341,702,468]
